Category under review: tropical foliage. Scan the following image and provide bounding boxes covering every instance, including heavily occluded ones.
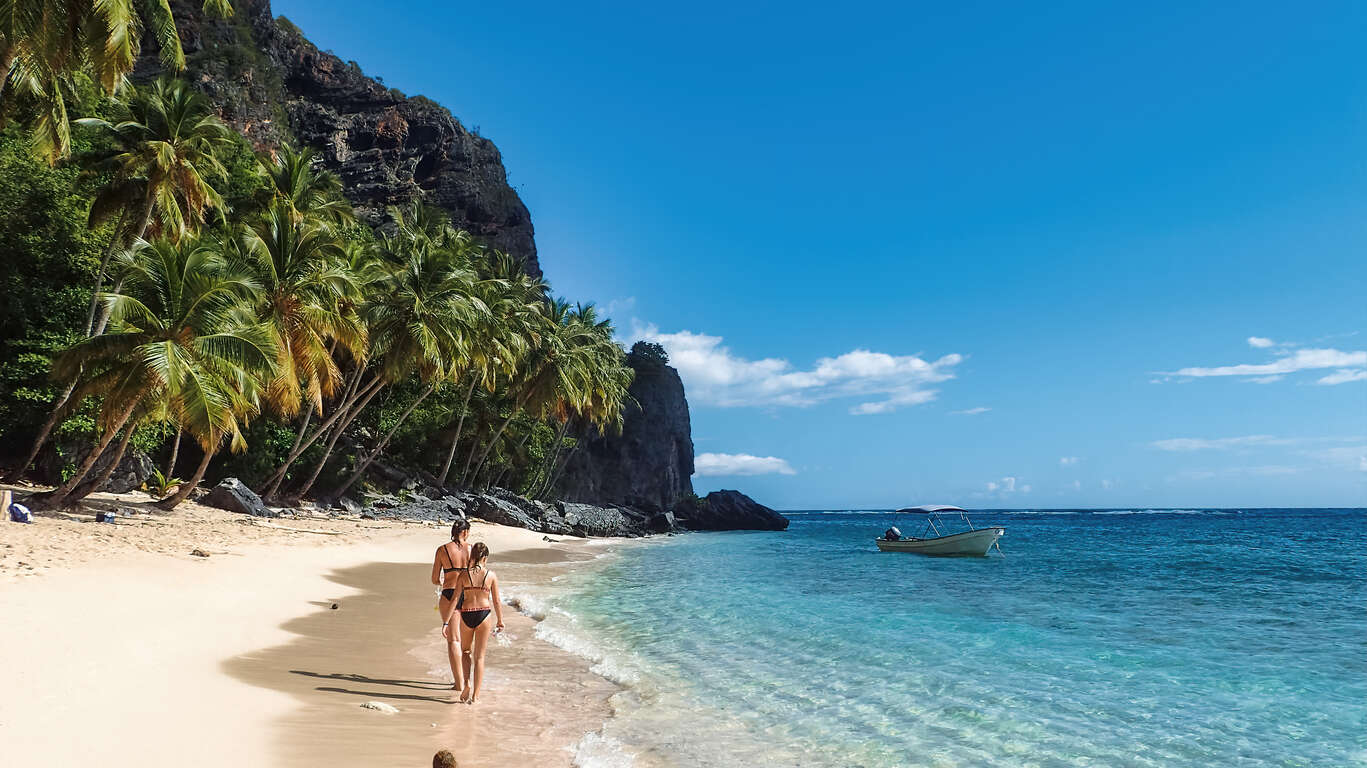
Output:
[0,10,634,509]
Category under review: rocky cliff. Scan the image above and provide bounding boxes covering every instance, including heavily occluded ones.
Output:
[556,342,695,513]
[142,0,539,275]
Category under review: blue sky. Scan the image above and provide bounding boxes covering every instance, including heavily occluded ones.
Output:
[275,0,1367,509]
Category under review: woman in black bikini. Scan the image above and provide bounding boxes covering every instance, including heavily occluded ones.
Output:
[431,519,472,690]
[452,542,504,704]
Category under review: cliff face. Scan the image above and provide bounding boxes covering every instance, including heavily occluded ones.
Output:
[145,0,539,275]
[556,343,695,513]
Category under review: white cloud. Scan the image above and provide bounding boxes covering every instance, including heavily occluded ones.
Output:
[1166,346,1366,379]
[1247,336,1277,348]
[1298,444,1367,471]
[950,407,990,416]
[1101,479,1114,490]
[634,324,963,415]
[1059,456,1079,466]
[1317,369,1367,385]
[693,452,797,477]
[1247,375,1285,384]
[1150,435,1285,452]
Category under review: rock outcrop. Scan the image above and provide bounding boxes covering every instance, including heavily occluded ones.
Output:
[204,477,274,517]
[39,440,153,495]
[144,0,539,275]
[556,342,694,512]
[675,490,789,532]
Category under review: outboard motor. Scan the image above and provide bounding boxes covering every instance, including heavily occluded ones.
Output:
[884,526,901,541]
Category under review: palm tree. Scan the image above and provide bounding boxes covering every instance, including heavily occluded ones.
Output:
[3,77,236,483]
[233,200,365,420]
[0,0,233,162]
[258,203,481,501]
[261,144,353,224]
[435,251,546,486]
[40,237,273,507]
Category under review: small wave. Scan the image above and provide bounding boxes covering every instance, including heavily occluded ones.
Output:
[534,621,640,686]
[569,731,636,768]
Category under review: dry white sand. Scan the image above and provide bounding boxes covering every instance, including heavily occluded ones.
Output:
[0,487,615,767]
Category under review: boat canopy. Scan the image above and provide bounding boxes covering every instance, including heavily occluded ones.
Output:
[895,504,966,514]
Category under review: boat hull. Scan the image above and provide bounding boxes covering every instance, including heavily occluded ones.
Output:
[875,527,1004,556]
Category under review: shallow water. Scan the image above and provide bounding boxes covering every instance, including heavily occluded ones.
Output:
[515,509,1367,768]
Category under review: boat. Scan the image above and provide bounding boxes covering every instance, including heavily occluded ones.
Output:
[875,504,1004,556]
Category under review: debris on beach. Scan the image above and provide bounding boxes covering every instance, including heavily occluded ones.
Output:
[330,603,339,609]
[190,548,210,558]
[360,701,399,714]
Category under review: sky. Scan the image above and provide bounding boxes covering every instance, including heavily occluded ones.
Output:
[274,0,1367,509]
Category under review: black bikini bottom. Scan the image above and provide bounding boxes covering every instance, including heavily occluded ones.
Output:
[440,590,465,610]
[460,609,490,629]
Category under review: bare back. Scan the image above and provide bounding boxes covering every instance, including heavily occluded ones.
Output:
[437,541,471,589]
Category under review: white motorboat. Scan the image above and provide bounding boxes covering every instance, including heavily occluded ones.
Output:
[875,504,1004,556]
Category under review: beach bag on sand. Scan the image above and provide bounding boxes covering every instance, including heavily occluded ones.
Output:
[9,503,33,523]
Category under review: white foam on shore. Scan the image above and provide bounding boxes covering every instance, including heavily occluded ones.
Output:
[568,731,637,768]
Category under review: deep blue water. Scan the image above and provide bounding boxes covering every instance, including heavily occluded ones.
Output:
[516,509,1367,768]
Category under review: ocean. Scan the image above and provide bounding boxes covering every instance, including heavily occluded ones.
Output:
[509,509,1367,768]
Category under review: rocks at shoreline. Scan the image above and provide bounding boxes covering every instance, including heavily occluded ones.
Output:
[674,490,789,532]
[315,484,788,539]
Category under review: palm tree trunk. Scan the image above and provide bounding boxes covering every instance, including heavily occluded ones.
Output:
[85,209,129,336]
[158,449,214,510]
[260,375,382,497]
[290,378,386,500]
[165,428,182,478]
[437,374,478,487]
[541,443,581,501]
[528,420,571,498]
[331,382,437,499]
[46,401,136,505]
[67,425,135,503]
[467,406,521,489]
[3,378,78,482]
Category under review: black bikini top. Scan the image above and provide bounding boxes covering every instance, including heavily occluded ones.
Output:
[441,542,468,575]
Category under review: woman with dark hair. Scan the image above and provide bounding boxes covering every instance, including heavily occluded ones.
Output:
[431,518,472,689]
[452,542,504,704]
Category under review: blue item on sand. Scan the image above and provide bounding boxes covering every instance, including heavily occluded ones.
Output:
[9,503,33,523]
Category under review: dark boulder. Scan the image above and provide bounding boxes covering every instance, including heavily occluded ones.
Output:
[675,490,788,532]
[648,510,678,533]
[557,501,627,537]
[204,478,274,518]
[384,495,467,523]
[465,493,539,530]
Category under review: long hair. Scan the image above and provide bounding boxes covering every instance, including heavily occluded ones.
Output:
[450,518,470,541]
[469,541,489,567]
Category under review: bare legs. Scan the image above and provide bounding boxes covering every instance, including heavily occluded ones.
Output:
[457,615,494,704]
[439,595,462,691]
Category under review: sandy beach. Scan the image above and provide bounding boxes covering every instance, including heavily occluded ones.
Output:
[0,486,618,767]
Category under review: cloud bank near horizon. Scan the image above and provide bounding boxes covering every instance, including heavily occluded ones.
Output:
[633,323,963,415]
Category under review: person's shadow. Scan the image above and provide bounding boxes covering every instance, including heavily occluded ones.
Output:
[289,670,455,703]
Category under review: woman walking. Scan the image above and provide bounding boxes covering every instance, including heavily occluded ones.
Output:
[451,542,504,704]
[431,519,472,690]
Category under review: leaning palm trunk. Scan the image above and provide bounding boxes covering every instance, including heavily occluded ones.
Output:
[466,406,522,489]
[331,383,438,499]
[527,420,571,498]
[66,424,135,504]
[45,401,137,506]
[260,376,382,497]
[290,378,386,500]
[437,374,478,486]
[540,443,581,501]
[5,195,154,483]
[165,428,182,478]
[158,450,214,510]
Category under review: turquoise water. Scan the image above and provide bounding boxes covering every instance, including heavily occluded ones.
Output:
[516,509,1367,768]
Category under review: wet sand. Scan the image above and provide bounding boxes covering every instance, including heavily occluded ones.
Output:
[225,550,618,767]
[0,488,620,768]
